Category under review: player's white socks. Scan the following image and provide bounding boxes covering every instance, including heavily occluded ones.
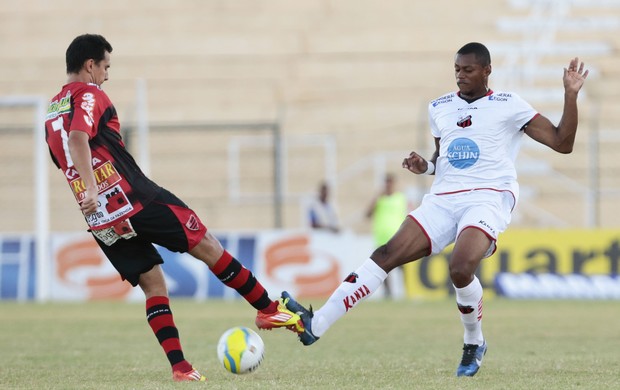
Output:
[454,275,484,345]
[312,259,388,337]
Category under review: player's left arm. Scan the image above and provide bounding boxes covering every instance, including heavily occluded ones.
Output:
[524,57,589,154]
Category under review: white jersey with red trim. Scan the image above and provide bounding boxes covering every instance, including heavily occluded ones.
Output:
[428,89,538,203]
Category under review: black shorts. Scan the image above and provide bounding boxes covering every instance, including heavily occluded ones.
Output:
[94,188,207,286]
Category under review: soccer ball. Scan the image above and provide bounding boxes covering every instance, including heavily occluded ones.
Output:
[217,326,265,374]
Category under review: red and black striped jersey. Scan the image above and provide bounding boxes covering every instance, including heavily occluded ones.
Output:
[45,82,160,229]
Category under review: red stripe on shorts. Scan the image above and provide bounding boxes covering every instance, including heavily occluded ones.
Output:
[167,204,207,250]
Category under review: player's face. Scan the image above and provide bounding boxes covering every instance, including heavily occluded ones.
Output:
[90,51,111,86]
[454,53,490,98]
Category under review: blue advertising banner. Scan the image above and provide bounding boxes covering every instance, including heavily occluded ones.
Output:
[2,229,620,301]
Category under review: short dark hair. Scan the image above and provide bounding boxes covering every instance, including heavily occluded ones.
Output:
[66,34,113,74]
[457,42,491,67]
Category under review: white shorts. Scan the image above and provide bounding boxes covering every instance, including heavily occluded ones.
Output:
[409,189,515,258]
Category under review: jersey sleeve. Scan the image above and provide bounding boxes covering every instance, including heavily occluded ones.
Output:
[510,92,538,130]
[69,85,103,138]
[428,103,441,138]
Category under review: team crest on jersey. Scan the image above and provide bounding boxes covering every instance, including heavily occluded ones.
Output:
[457,114,473,128]
[186,214,200,231]
[447,137,479,169]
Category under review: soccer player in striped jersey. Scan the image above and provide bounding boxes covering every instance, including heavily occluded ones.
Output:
[45,34,302,382]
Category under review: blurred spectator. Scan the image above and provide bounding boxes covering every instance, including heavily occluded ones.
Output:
[366,173,408,298]
[308,181,340,233]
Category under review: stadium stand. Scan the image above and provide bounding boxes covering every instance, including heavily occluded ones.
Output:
[0,0,619,233]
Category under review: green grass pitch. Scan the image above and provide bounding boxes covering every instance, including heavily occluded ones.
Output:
[1,299,618,389]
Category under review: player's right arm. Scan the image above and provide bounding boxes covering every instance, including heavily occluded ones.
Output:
[68,130,98,215]
[402,137,440,175]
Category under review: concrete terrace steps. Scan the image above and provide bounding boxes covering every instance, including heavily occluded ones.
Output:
[0,0,619,231]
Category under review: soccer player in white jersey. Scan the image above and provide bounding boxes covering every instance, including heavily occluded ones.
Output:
[281,42,589,377]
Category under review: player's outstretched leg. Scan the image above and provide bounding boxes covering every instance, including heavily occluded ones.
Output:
[456,341,487,377]
[208,250,302,332]
[281,291,319,346]
[255,298,304,333]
